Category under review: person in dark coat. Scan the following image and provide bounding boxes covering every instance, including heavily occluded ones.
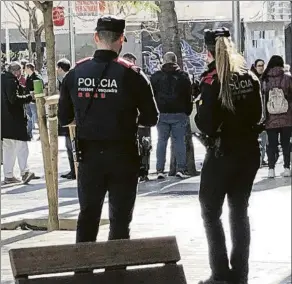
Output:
[56,58,76,180]
[261,55,292,178]
[1,62,35,184]
[25,62,43,139]
[151,52,193,179]
[251,59,265,79]
[195,28,262,284]
[58,15,159,244]
[251,59,268,167]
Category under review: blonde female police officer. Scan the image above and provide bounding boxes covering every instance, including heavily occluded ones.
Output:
[195,28,262,284]
[58,16,158,243]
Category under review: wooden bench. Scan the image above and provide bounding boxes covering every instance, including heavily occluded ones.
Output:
[9,236,187,284]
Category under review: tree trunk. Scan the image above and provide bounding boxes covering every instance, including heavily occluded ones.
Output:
[43,2,57,95]
[27,20,33,62]
[27,38,33,62]
[35,95,59,231]
[33,1,59,231]
[34,31,44,72]
[46,101,59,219]
[156,1,197,176]
[156,1,182,67]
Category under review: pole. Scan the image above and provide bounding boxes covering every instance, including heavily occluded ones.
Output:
[68,0,76,66]
[232,0,241,52]
[290,1,292,67]
[4,7,10,63]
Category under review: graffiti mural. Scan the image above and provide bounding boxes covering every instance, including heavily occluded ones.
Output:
[142,20,244,79]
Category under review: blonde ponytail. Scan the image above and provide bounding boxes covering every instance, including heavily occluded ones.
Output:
[215,36,246,112]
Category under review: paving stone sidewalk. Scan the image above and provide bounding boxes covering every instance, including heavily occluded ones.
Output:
[1,184,291,284]
[1,130,291,283]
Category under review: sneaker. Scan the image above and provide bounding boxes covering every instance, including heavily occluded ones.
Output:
[268,169,275,178]
[4,177,21,185]
[176,170,191,179]
[157,172,166,179]
[282,168,291,177]
[22,172,35,184]
[261,160,268,167]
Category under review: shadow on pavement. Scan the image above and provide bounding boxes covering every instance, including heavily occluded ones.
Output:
[276,275,291,284]
[138,176,182,194]
[253,177,291,192]
[1,231,47,246]
[2,178,76,195]
[1,199,78,219]
[59,187,78,198]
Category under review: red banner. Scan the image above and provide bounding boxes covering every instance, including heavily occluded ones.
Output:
[75,1,105,15]
[53,7,65,26]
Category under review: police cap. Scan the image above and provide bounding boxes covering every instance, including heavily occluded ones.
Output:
[204,27,230,46]
[95,15,127,41]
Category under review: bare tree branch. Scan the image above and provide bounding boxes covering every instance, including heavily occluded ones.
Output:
[32,1,44,12]
[36,24,45,34]
[4,1,28,40]
[14,1,29,12]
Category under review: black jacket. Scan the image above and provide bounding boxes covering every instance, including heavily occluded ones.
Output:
[150,63,193,115]
[58,50,159,142]
[25,72,44,97]
[57,77,70,137]
[195,61,262,153]
[1,71,33,141]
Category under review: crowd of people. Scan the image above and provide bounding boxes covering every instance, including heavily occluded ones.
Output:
[2,13,292,284]
[2,51,292,185]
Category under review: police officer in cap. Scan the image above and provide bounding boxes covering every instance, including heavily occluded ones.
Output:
[195,28,262,284]
[58,15,159,243]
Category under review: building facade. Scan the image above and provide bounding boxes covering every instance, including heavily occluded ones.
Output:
[266,1,291,21]
[1,1,289,73]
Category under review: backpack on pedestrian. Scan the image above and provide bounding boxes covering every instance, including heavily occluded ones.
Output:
[266,85,289,115]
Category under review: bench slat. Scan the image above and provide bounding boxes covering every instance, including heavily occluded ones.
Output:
[10,236,180,278]
[16,265,187,284]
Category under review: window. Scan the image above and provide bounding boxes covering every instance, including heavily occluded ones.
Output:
[266,30,276,39]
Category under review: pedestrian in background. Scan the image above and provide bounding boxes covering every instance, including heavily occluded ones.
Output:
[196,27,262,284]
[1,62,35,184]
[251,59,268,166]
[151,51,193,179]
[262,55,292,178]
[58,15,158,244]
[25,63,43,139]
[251,58,265,79]
[56,58,76,180]
[122,52,137,64]
[123,52,152,182]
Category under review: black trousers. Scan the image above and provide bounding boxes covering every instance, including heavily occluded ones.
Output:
[76,141,139,243]
[267,127,292,169]
[65,135,75,174]
[137,127,151,177]
[199,148,260,283]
